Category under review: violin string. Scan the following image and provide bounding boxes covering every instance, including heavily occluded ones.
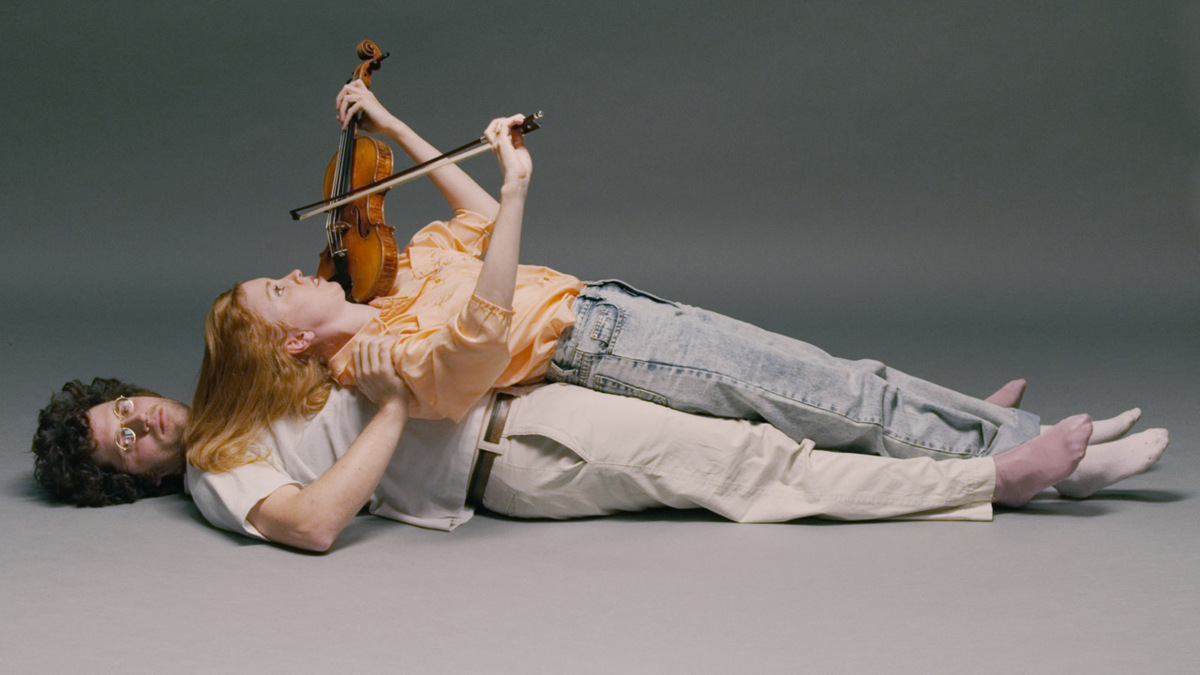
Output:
[325,136,341,251]
[327,124,356,255]
[336,123,359,253]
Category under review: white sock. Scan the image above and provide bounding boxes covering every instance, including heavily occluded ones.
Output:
[1054,428,1169,499]
[1042,408,1141,444]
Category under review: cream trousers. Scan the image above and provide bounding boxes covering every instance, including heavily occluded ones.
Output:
[481,384,996,522]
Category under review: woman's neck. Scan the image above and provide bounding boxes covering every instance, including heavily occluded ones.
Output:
[316,302,382,361]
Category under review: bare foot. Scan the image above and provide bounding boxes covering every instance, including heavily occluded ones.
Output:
[1055,428,1169,499]
[993,414,1091,507]
[985,379,1026,408]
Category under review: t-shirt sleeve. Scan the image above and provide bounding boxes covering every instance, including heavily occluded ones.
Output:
[188,461,301,541]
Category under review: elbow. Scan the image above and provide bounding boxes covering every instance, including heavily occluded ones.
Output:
[280,532,336,554]
[299,536,336,554]
[270,520,342,553]
[293,523,342,553]
[251,489,348,553]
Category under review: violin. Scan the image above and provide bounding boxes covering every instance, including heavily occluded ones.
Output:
[317,39,399,303]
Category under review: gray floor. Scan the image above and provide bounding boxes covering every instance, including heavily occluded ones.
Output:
[3,302,1196,674]
[3,2,1198,673]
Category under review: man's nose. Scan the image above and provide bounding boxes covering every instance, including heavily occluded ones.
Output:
[130,409,154,436]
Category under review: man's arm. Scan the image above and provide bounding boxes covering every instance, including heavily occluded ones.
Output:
[248,337,409,552]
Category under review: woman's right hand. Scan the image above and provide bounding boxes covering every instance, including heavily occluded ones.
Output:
[352,336,410,412]
[483,115,533,192]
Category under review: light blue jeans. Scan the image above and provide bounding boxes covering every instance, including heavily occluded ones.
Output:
[547,280,1040,460]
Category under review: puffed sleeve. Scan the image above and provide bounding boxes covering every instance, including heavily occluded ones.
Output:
[405,209,494,258]
[392,293,514,421]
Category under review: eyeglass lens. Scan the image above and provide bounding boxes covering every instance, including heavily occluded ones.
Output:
[113,397,137,451]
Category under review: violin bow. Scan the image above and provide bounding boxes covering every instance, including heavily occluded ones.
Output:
[290,112,543,221]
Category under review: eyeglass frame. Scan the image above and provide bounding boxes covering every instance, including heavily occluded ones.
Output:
[111,396,139,454]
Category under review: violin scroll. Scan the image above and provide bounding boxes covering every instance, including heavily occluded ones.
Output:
[351,40,388,87]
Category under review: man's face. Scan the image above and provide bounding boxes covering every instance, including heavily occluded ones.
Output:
[240,269,346,338]
[86,396,189,484]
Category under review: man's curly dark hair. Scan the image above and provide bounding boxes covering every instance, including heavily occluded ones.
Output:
[32,377,184,507]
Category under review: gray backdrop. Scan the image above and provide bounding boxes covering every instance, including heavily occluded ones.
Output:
[3,1,1197,401]
[3,2,1198,673]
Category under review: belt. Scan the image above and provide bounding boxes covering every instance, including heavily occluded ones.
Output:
[466,393,513,507]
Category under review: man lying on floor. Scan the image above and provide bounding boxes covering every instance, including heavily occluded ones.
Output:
[32,349,1167,553]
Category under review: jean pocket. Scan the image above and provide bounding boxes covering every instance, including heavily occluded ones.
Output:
[588,303,621,349]
[546,359,577,383]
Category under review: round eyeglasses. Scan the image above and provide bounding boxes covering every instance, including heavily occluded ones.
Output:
[112,396,138,452]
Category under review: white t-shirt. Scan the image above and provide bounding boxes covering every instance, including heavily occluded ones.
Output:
[187,387,488,540]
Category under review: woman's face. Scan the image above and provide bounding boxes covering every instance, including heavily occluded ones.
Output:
[239,269,346,334]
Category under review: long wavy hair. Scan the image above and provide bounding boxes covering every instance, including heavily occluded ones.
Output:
[185,285,332,473]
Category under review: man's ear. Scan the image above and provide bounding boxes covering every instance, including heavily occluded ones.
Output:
[284,330,315,356]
